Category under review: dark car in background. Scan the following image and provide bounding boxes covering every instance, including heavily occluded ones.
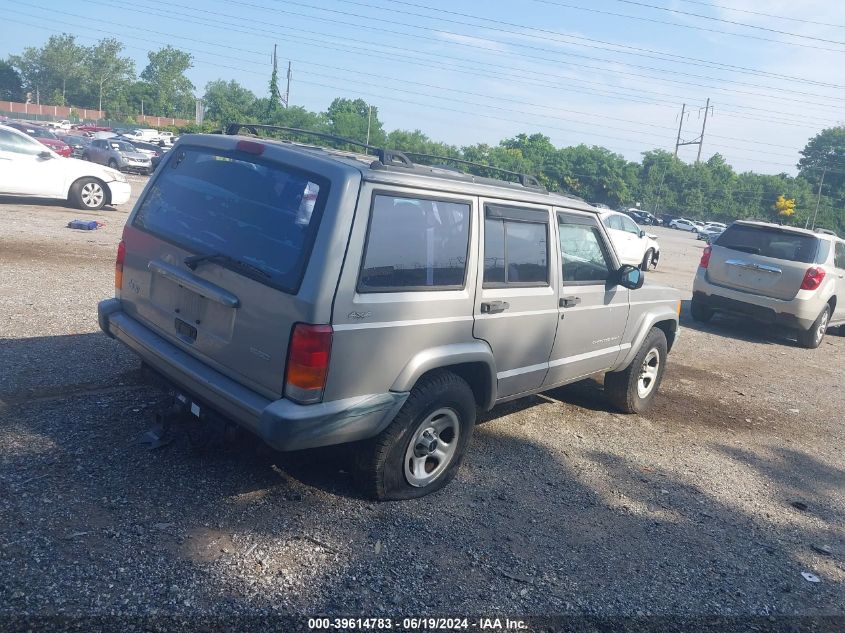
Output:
[624,209,660,226]
[57,133,93,158]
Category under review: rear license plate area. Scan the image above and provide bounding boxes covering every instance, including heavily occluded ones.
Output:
[175,317,197,342]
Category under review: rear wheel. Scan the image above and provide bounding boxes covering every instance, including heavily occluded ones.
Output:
[69,178,107,210]
[354,371,476,501]
[604,328,667,414]
[690,297,714,323]
[797,305,830,349]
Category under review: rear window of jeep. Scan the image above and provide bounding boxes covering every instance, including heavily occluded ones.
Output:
[133,146,328,293]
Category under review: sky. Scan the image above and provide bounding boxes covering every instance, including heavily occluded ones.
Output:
[2,0,844,175]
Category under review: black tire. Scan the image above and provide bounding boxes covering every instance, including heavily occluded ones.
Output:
[354,371,476,501]
[797,305,830,349]
[69,177,107,210]
[107,159,119,170]
[604,328,668,414]
[640,249,654,271]
[690,297,714,323]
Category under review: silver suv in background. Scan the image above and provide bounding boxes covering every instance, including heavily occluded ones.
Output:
[692,221,845,348]
[99,125,681,500]
[84,138,152,174]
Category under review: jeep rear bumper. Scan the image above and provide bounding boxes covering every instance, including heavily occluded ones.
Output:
[98,299,408,451]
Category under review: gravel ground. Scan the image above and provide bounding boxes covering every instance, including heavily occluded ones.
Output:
[1,186,843,630]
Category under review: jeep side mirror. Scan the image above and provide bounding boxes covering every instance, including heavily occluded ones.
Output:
[639,229,646,238]
[617,264,644,289]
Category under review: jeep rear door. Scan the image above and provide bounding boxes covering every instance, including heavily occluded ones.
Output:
[707,224,821,301]
[118,141,344,398]
[543,210,629,387]
[473,200,558,398]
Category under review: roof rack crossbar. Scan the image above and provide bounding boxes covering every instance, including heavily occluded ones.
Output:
[224,123,413,167]
[400,151,543,189]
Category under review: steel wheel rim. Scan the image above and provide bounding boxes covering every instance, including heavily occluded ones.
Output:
[817,311,829,344]
[81,182,104,208]
[637,348,660,398]
[404,407,460,488]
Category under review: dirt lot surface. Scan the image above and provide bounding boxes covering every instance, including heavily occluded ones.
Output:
[1,184,843,630]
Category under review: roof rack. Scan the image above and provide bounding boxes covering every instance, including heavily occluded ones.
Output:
[224,123,544,190]
[224,123,413,167]
[401,151,543,189]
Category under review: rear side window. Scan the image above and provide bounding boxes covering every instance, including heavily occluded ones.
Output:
[358,194,470,291]
[133,146,328,293]
[835,242,845,269]
[484,209,549,286]
[715,225,819,264]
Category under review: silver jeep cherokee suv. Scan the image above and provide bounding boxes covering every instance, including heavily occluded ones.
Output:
[98,125,681,500]
[692,221,845,348]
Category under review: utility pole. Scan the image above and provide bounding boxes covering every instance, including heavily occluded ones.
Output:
[696,97,711,163]
[811,166,827,230]
[674,99,712,162]
[284,61,291,108]
[674,103,685,158]
[365,105,372,145]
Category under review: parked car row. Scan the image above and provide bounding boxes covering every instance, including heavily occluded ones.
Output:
[0,123,131,210]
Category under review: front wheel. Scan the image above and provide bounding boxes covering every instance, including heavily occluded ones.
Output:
[640,249,654,271]
[69,178,107,210]
[604,328,668,414]
[797,305,830,349]
[354,371,476,501]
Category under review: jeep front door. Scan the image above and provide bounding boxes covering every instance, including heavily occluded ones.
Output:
[543,210,630,387]
[473,201,559,399]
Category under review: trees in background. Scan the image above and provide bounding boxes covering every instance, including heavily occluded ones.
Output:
[4,34,842,231]
[0,60,22,101]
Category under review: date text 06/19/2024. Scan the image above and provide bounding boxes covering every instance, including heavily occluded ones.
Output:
[307,617,528,630]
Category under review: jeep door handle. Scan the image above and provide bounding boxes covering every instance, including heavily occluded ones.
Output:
[481,300,510,314]
[560,296,581,308]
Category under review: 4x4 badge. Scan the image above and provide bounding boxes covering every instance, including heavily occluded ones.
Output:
[348,311,372,320]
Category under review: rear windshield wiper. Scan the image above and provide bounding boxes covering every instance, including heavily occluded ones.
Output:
[184,252,270,278]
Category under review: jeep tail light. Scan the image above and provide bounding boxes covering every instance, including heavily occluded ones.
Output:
[115,239,126,294]
[800,266,825,291]
[285,324,333,404]
[699,245,712,269]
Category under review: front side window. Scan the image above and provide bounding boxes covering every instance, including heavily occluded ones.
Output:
[134,146,328,293]
[359,194,470,291]
[0,129,42,155]
[619,215,640,235]
[483,217,549,286]
[559,221,614,284]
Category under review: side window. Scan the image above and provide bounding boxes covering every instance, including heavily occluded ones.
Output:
[559,219,614,284]
[358,194,470,292]
[605,215,622,230]
[620,216,640,235]
[0,129,41,155]
[483,206,549,286]
[835,242,845,270]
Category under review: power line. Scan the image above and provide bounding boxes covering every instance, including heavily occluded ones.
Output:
[611,0,845,46]
[528,0,845,53]
[674,0,845,30]
[332,0,845,90]
[83,0,845,121]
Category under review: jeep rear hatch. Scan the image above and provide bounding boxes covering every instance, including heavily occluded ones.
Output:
[119,144,328,397]
[706,224,820,300]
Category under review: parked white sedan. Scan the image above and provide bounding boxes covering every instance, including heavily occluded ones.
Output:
[0,124,130,210]
[599,210,661,270]
[670,218,699,232]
